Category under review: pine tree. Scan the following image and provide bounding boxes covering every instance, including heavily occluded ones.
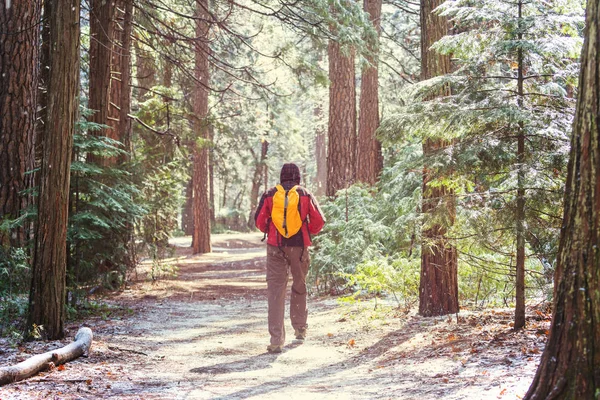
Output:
[28,0,80,340]
[191,0,212,254]
[88,0,115,165]
[418,0,458,317]
[382,0,583,320]
[327,1,357,197]
[357,0,383,186]
[431,0,583,327]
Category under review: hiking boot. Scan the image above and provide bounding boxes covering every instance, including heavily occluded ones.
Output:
[294,327,307,341]
[267,344,282,353]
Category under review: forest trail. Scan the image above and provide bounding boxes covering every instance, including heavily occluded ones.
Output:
[2,233,547,399]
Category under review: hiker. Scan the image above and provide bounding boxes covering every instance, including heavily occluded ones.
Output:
[254,163,325,353]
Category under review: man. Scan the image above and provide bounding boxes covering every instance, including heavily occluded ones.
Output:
[254,163,325,353]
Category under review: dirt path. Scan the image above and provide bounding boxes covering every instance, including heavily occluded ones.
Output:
[1,233,549,399]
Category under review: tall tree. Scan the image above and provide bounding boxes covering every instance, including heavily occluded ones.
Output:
[191,0,211,254]
[357,0,383,185]
[0,0,40,246]
[525,0,600,396]
[314,102,327,197]
[418,0,458,317]
[513,0,526,330]
[247,140,268,229]
[182,180,194,235]
[133,24,156,99]
[108,2,123,143]
[88,0,115,164]
[118,0,134,161]
[327,3,357,197]
[425,0,582,326]
[28,0,80,340]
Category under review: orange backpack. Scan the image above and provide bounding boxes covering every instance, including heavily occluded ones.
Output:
[271,185,303,238]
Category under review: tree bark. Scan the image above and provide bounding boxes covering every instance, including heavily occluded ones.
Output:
[209,125,216,224]
[88,0,115,166]
[327,7,356,197]
[314,103,327,197]
[247,141,269,229]
[418,0,458,317]
[0,328,93,386]
[514,0,526,331]
[133,25,155,99]
[118,0,134,162]
[182,179,194,235]
[356,0,383,186]
[28,0,80,340]
[0,0,40,247]
[107,1,123,150]
[191,0,211,254]
[524,0,600,397]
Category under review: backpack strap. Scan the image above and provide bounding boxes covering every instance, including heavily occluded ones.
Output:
[282,188,290,237]
[261,216,271,242]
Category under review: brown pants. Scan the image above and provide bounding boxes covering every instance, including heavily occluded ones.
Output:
[266,244,310,346]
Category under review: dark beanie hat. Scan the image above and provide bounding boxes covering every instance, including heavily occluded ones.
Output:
[280,163,301,185]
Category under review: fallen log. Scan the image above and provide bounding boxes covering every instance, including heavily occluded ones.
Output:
[0,327,93,386]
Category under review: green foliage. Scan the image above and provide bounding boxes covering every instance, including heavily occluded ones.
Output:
[341,257,420,308]
[148,244,178,282]
[131,87,189,254]
[0,246,29,295]
[0,247,29,338]
[375,0,584,307]
[311,185,392,293]
[66,299,134,322]
[68,111,147,295]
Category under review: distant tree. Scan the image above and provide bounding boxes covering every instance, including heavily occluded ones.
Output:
[28,0,80,340]
[357,0,383,186]
[117,0,135,162]
[247,140,268,230]
[133,10,156,99]
[327,2,357,197]
[418,0,458,317]
[191,0,211,254]
[88,0,115,165]
[0,0,40,247]
[513,0,526,331]
[525,0,600,397]
[314,102,327,197]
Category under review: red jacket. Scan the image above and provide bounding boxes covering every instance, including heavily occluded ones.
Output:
[254,185,325,247]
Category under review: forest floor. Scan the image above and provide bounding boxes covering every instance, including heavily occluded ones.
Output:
[1,233,551,400]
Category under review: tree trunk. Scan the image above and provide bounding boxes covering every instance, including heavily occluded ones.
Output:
[247,141,269,229]
[28,0,80,340]
[356,0,382,186]
[0,327,93,386]
[133,29,155,99]
[221,174,228,208]
[191,0,211,254]
[0,0,40,247]
[118,0,135,267]
[418,0,458,317]
[182,179,194,235]
[209,125,216,224]
[107,1,123,151]
[118,0,134,162]
[514,0,526,331]
[88,0,115,166]
[314,103,327,197]
[524,0,600,397]
[327,12,356,197]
